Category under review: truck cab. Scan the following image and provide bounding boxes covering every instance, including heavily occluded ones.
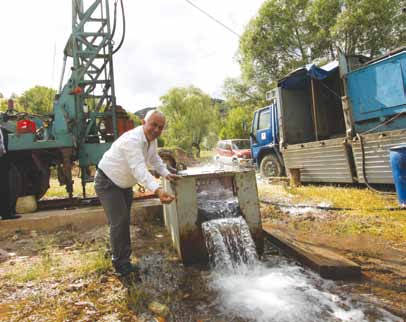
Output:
[250,89,284,177]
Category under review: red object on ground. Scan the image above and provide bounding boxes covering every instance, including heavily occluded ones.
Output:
[16,119,37,134]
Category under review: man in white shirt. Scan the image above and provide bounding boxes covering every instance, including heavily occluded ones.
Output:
[95,110,178,277]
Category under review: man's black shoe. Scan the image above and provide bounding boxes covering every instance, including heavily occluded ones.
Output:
[114,262,141,279]
[2,215,21,220]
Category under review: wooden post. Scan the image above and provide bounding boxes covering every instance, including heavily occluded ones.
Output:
[289,168,301,187]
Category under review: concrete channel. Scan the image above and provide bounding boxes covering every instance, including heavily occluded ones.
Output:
[0,198,162,238]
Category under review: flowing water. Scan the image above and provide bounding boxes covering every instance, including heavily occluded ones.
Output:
[202,217,258,270]
[208,244,402,322]
[198,196,402,322]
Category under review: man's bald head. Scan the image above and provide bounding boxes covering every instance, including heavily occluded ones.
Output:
[142,110,166,142]
[144,110,165,122]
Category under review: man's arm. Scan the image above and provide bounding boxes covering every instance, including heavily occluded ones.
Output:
[121,139,162,193]
[121,139,176,203]
[148,144,171,178]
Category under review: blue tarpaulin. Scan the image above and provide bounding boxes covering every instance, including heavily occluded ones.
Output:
[278,61,339,89]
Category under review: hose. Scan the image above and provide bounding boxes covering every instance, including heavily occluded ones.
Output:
[260,199,352,211]
[356,133,395,195]
[260,199,404,211]
[112,0,125,54]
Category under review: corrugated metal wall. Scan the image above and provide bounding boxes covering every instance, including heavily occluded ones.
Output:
[282,137,354,183]
[352,129,406,184]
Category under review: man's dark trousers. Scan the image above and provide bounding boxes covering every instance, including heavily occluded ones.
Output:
[0,154,12,219]
[0,127,12,220]
[94,169,133,269]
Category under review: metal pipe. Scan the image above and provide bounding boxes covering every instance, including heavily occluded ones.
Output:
[58,55,67,93]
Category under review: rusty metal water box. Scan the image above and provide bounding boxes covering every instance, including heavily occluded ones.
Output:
[163,169,263,265]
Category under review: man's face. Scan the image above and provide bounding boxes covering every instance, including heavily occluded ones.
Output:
[143,113,165,141]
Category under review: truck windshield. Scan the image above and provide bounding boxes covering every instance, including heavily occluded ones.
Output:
[232,140,250,149]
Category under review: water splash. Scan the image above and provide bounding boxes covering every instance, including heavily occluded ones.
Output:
[209,247,403,322]
[202,217,258,271]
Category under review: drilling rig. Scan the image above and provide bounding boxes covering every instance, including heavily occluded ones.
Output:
[0,0,132,207]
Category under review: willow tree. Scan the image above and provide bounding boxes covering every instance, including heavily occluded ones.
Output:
[160,86,215,157]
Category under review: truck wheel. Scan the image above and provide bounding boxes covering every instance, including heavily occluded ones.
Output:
[260,154,282,178]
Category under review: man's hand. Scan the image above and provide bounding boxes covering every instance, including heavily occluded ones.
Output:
[155,188,175,204]
[165,173,181,182]
[149,170,160,179]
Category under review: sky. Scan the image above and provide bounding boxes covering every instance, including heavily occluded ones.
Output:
[0,0,264,112]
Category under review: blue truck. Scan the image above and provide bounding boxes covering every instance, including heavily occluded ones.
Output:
[251,47,406,185]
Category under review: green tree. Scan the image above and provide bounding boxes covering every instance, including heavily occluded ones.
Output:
[220,107,253,139]
[160,86,215,157]
[239,0,313,90]
[18,86,56,114]
[219,77,264,140]
[0,99,6,112]
[203,101,222,150]
[0,95,21,112]
[307,0,341,59]
[333,0,406,57]
[238,0,405,91]
[129,113,142,127]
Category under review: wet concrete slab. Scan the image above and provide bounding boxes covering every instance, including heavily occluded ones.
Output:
[263,224,361,280]
[0,198,162,237]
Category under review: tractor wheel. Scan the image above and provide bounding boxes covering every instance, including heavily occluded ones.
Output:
[9,159,50,201]
[260,154,283,178]
[9,163,23,213]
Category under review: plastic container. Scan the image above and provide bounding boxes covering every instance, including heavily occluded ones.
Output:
[389,145,406,207]
[16,119,37,134]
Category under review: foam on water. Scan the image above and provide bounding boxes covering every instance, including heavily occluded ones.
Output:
[209,257,402,322]
[178,163,239,176]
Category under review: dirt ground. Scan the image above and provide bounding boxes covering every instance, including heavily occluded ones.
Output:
[0,180,406,321]
[0,206,244,322]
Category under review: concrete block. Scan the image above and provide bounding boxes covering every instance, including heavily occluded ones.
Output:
[0,198,162,237]
[163,169,263,265]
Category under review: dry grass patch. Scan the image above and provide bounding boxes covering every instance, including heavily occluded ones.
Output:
[258,183,406,243]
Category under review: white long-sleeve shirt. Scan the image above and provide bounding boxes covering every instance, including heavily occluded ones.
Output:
[98,125,170,191]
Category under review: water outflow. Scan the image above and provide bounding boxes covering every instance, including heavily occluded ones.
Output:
[194,183,402,321]
[197,190,257,270]
[210,248,404,322]
[202,217,258,271]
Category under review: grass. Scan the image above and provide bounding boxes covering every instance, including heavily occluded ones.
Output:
[287,185,400,214]
[259,183,406,243]
[75,248,111,276]
[127,282,152,312]
[4,235,111,283]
